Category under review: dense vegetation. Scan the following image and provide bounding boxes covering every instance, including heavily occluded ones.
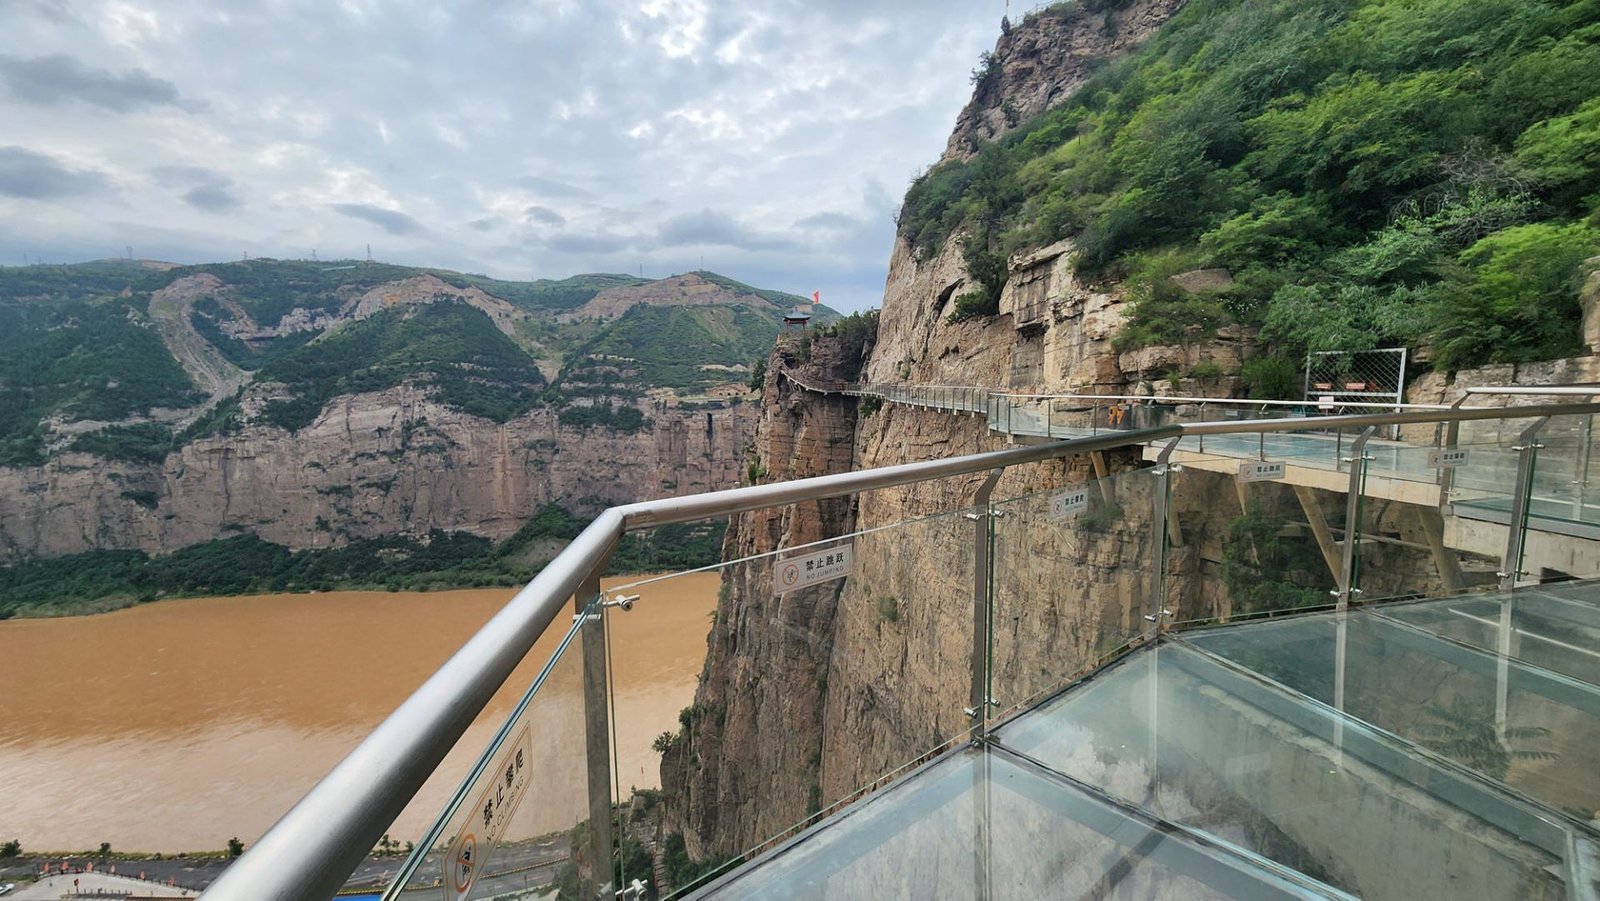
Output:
[1,259,809,463]
[689,269,814,310]
[0,295,200,465]
[902,0,1600,369]
[171,259,427,326]
[446,272,649,312]
[0,259,153,300]
[811,310,881,381]
[0,504,729,618]
[558,304,783,395]
[238,299,547,433]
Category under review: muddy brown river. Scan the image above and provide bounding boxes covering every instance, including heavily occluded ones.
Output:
[0,573,718,852]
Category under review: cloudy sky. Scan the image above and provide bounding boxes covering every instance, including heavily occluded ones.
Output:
[0,0,1009,311]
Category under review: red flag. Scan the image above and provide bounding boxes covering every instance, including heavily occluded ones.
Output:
[811,290,820,304]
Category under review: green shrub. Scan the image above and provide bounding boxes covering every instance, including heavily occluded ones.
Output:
[876,595,901,623]
[892,0,1600,369]
[70,423,176,465]
[1423,221,1599,369]
[1240,356,1302,400]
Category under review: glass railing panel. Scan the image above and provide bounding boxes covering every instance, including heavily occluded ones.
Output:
[1163,447,1342,627]
[997,644,1578,901]
[1524,412,1600,532]
[988,468,1156,722]
[384,609,595,899]
[596,569,725,897]
[600,504,980,897]
[697,745,1336,900]
[1351,441,1511,605]
[1186,609,1600,819]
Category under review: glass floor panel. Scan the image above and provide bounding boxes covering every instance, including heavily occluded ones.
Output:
[1379,593,1600,687]
[1185,610,1600,821]
[994,646,1575,901]
[695,745,1335,900]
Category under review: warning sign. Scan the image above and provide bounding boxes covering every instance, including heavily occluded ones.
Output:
[446,724,532,900]
[774,544,853,595]
[1047,488,1090,522]
[1238,460,1286,482]
[1428,448,1469,469]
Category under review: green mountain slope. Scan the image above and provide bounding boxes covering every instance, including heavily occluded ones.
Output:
[0,293,201,466]
[0,259,820,465]
[904,0,1600,369]
[556,303,800,396]
[243,299,547,433]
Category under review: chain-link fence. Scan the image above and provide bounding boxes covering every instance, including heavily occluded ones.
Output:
[1304,348,1408,434]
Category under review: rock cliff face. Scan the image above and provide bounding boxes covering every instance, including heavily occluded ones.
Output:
[660,335,862,858]
[943,0,1188,162]
[662,2,1206,859]
[662,2,1600,867]
[0,390,754,561]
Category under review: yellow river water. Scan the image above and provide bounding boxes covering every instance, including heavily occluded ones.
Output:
[0,573,718,852]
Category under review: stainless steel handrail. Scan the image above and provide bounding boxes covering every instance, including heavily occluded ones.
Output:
[200,400,1600,900]
[849,382,1453,411]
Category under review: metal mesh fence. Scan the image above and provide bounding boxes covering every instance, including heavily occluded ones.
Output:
[1303,348,1408,411]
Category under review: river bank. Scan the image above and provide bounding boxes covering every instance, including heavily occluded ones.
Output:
[0,510,726,619]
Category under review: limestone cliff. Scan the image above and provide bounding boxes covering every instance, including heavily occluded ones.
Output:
[944,0,1189,162]
[656,0,1465,863]
[0,389,754,561]
[0,260,814,563]
[659,0,1600,868]
[661,0,1198,861]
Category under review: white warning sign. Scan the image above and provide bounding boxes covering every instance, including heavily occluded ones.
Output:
[774,544,853,595]
[1048,488,1090,521]
[1239,460,1286,482]
[1428,448,1469,469]
[446,724,532,901]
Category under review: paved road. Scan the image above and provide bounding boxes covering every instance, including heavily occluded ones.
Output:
[9,871,197,899]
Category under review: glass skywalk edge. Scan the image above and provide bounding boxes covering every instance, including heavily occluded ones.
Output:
[996,643,1584,900]
[1375,590,1600,688]
[1183,607,1600,821]
[691,744,1344,900]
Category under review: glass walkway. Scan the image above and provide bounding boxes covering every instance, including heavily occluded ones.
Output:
[198,399,1600,901]
[698,583,1600,900]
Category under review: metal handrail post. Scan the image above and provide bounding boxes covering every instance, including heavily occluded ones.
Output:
[1574,414,1593,520]
[1337,426,1377,610]
[577,567,614,899]
[1439,394,1471,507]
[1500,417,1549,592]
[1146,439,1181,639]
[967,468,1005,737]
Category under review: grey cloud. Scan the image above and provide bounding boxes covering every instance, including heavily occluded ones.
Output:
[153,166,241,212]
[184,183,240,212]
[657,209,795,251]
[793,211,859,231]
[523,205,566,226]
[0,53,197,112]
[468,217,498,231]
[0,146,110,199]
[332,203,425,236]
[544,232,631,254]
[517,175,592,199]
[11,0,76,23]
